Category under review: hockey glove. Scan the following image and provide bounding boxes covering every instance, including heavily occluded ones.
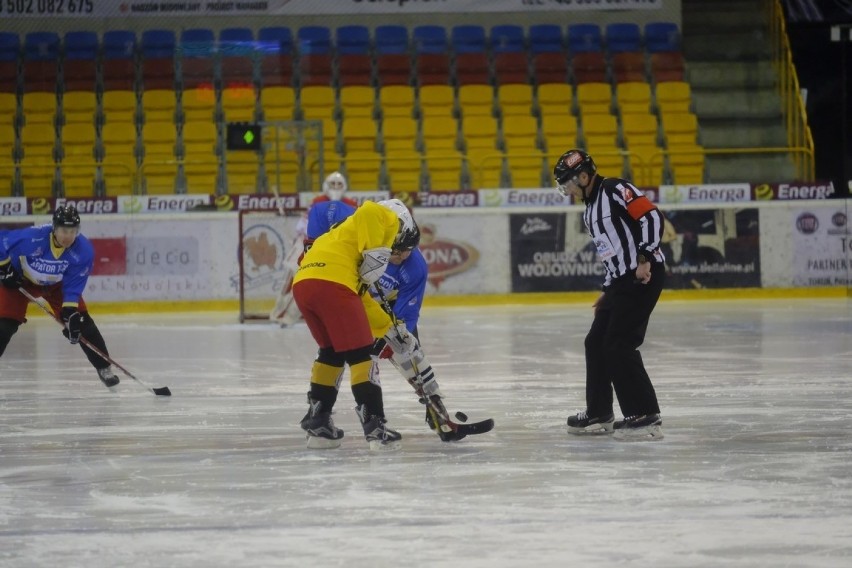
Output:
[383,321,417,358]
[371,337,394,359]
[60,307,84,345]
[0,260,22,289]
[424,401,467,442]
[359,247,391,291]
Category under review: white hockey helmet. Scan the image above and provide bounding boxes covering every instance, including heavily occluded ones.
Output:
[322,171,348,201]
[378,198,420,251]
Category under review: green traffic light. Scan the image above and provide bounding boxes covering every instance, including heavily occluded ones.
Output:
[243,130,255,144]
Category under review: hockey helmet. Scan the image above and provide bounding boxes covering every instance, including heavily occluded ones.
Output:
[553,149,596,196]
[53,205,81,229]
[378,198,420,252]
[322,171,348,201]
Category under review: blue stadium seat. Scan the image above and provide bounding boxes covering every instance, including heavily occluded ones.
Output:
[141,29,176,59]
[644,22,680,53]
[63,31,97,60]
[181,29,216,90]
[451,25,486,54]
[0,32,19,61]
[102,30,136,60]
[336,25,370,55]
[24,32,60,91]
[63,31,98,91]
[490,25,524,54]
[297,26,332,55]
[24,32,60,60]
[529,25,563,54]
[375,25,408,55]
[567,24,602,53]
[219,28,254,56]
[413,26,447,54]
[180,28,215,56]
[0,33,19,94]
[605,23,642,53]
[257,27,293,54]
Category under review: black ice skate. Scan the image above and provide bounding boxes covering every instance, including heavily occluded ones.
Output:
[613,414,663,441]
[300,397,344,449]
[356,404,401,450]
[566,411,614,434]
[97,366,120,388]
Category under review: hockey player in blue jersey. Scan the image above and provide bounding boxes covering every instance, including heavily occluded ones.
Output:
[0,206,121,389]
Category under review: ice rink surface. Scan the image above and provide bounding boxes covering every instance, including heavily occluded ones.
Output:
[1,297,851,567]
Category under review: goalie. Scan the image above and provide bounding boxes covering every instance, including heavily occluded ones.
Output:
[291,199,456,450]
[270,171,358,326]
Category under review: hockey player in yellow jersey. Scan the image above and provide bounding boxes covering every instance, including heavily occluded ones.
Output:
[292,199,425,450]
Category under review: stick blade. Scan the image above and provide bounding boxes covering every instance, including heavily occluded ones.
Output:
[456,418,494,436]
[152,386,172,396]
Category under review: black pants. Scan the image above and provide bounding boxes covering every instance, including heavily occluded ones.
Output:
[584,263,665,418]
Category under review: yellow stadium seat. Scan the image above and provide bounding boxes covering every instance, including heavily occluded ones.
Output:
[100,122,138,195]
[418,85,454,119]
[424,151,465,191]
[260,86,296,121]
[537,83,573,117]
[621,113,660,148]
[502,115,540,152]
[21,125,55,159]
[541,113,579,154]
[382,117,418,153]
[181,120,218,193]
[384,152,423,193]
[655,81,692,114]
[343,150,382,190]
[102,90,137,125]
[141,89,177,124]
[506,153,546,188]
[225,151,260,193]
[181,88,216,122]
[497,84,534,117]
[142,121,177,160]
[60,123,97,196]
[581,113,618,148]
[466,147,505,189]
[299,85,336,120]
[575,82,612,116]
[584,143,625,177]
[379,85,415,119]
[220,86,257,123]
[341,117,378,153]
[421,116,459,152]
[339,86,376,119]
[626,144,665,187]
[615,82,652,115]
[661,111,699,146]
[0,93,18,125]
[462,116,499,152]
[62,91,96,125]
[19,156,56,197]
[22,92,57,125]
[668,143,704,184]
[457,84,494,118]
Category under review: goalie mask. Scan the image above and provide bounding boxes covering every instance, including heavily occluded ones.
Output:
[322,171,348,201]
[378,199,420,252]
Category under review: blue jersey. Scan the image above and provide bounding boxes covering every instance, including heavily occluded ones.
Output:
[306,200,357,240]
[376,248,428,334]
[0,224,94,305]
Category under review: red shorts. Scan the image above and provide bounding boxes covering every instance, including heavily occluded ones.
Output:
[293,279,372,353]
[0,282,88,322]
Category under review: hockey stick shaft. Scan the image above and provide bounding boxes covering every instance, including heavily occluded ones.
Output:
[18,287,171,396]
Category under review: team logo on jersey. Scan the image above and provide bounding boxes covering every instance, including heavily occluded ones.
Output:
[618,184,637,203]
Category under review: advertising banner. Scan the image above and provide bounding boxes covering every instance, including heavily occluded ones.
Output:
[790,206,851,286]
[752,181,836,200]
[478,188,574,208]
[657,183,752,204]
[0,0,662,18]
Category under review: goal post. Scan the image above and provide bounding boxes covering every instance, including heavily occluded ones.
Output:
[238,208,306,322]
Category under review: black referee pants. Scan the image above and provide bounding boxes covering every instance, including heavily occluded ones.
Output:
[584,262,665,418]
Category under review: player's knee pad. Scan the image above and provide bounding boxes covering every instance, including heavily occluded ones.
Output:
[316,346,345,367]
[391,346,438,394]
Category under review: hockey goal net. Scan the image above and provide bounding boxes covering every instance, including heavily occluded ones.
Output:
[238,208,306,322]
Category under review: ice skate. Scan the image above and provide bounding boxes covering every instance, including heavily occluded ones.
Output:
[566,411,614,434]
[300,398,344,449]
[613,414,663,441]
[97,366,120,388]
[356,404,401,450]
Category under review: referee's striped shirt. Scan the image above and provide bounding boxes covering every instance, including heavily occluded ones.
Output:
[581,175,666,287]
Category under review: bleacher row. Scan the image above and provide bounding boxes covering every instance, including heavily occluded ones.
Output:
[0,23,704,197]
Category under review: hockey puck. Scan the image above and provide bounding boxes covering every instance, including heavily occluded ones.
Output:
[454,411,468,422]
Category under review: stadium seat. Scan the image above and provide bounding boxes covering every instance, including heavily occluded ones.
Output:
[20,125,58,196]
[102,90,138,125]
[22,92,57,126]
[413,26,448,54]
[581,112,618,148]
[181,120,219,193]
[62,31,98,92]
[298,53,333,86]
[421,116,459,152]
[260,86,295,121]
[0,92,18,126]
[493,52,529,85]
[103,30,136,59]
[375,25,408,55]
[102,31,137,91]
[655,81,692,114]
[219,28,255,88]
[529,24,563,54]
[571,52,608,84]
[0,125,15,195]
[644,22,680,53]
[457,84,494,118]
[339,85,376,119]
[537,83,573,117]
[541,112,579,154]
[342,150,382,190]
[461,116,499,153]
[414,53,450,86]
[668,143,705,183]
[451,25,486,54]
[621,112,660,148]
[336,26,370,55]
[341,117,378,153]
[337,53,373,87]
[424,151,465,191]
[23,32,60,92]
[418,84,454,119]
[575,82,613,115]
[466,146,505,188]
[376,53,411,86]
[141,89,177,124]
[650,52,686,83]
[532,52,568,85]
[181,87,216,122]
[626,144,665,187]
[100,122,138,195]
[497,84,534,117]
[661,111,699,146]
[605,23,642,54]
[0,33,19,94]
[615,82,653,115]
[506,154,546,188]
[258,27,294,87]
[221,86,257,122]
[298,85,336,121]
[502,115,540,151]
[454,52,490,85]
[142,120,178,161]
[567,24,602,54]
[384,152,423,192]
[62,91,96,125]
[140,30,176,90]
[224,150,260,194]
[180,28,216,90]
[584,143,624,177]
[490,25,525,53]
[381,117,418,153]
[298,26,332,55]
[59,122,97,196]
[379,85,415,119]
[611,52,647,84]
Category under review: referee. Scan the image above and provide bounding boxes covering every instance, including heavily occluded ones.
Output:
[553,149,666,441]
